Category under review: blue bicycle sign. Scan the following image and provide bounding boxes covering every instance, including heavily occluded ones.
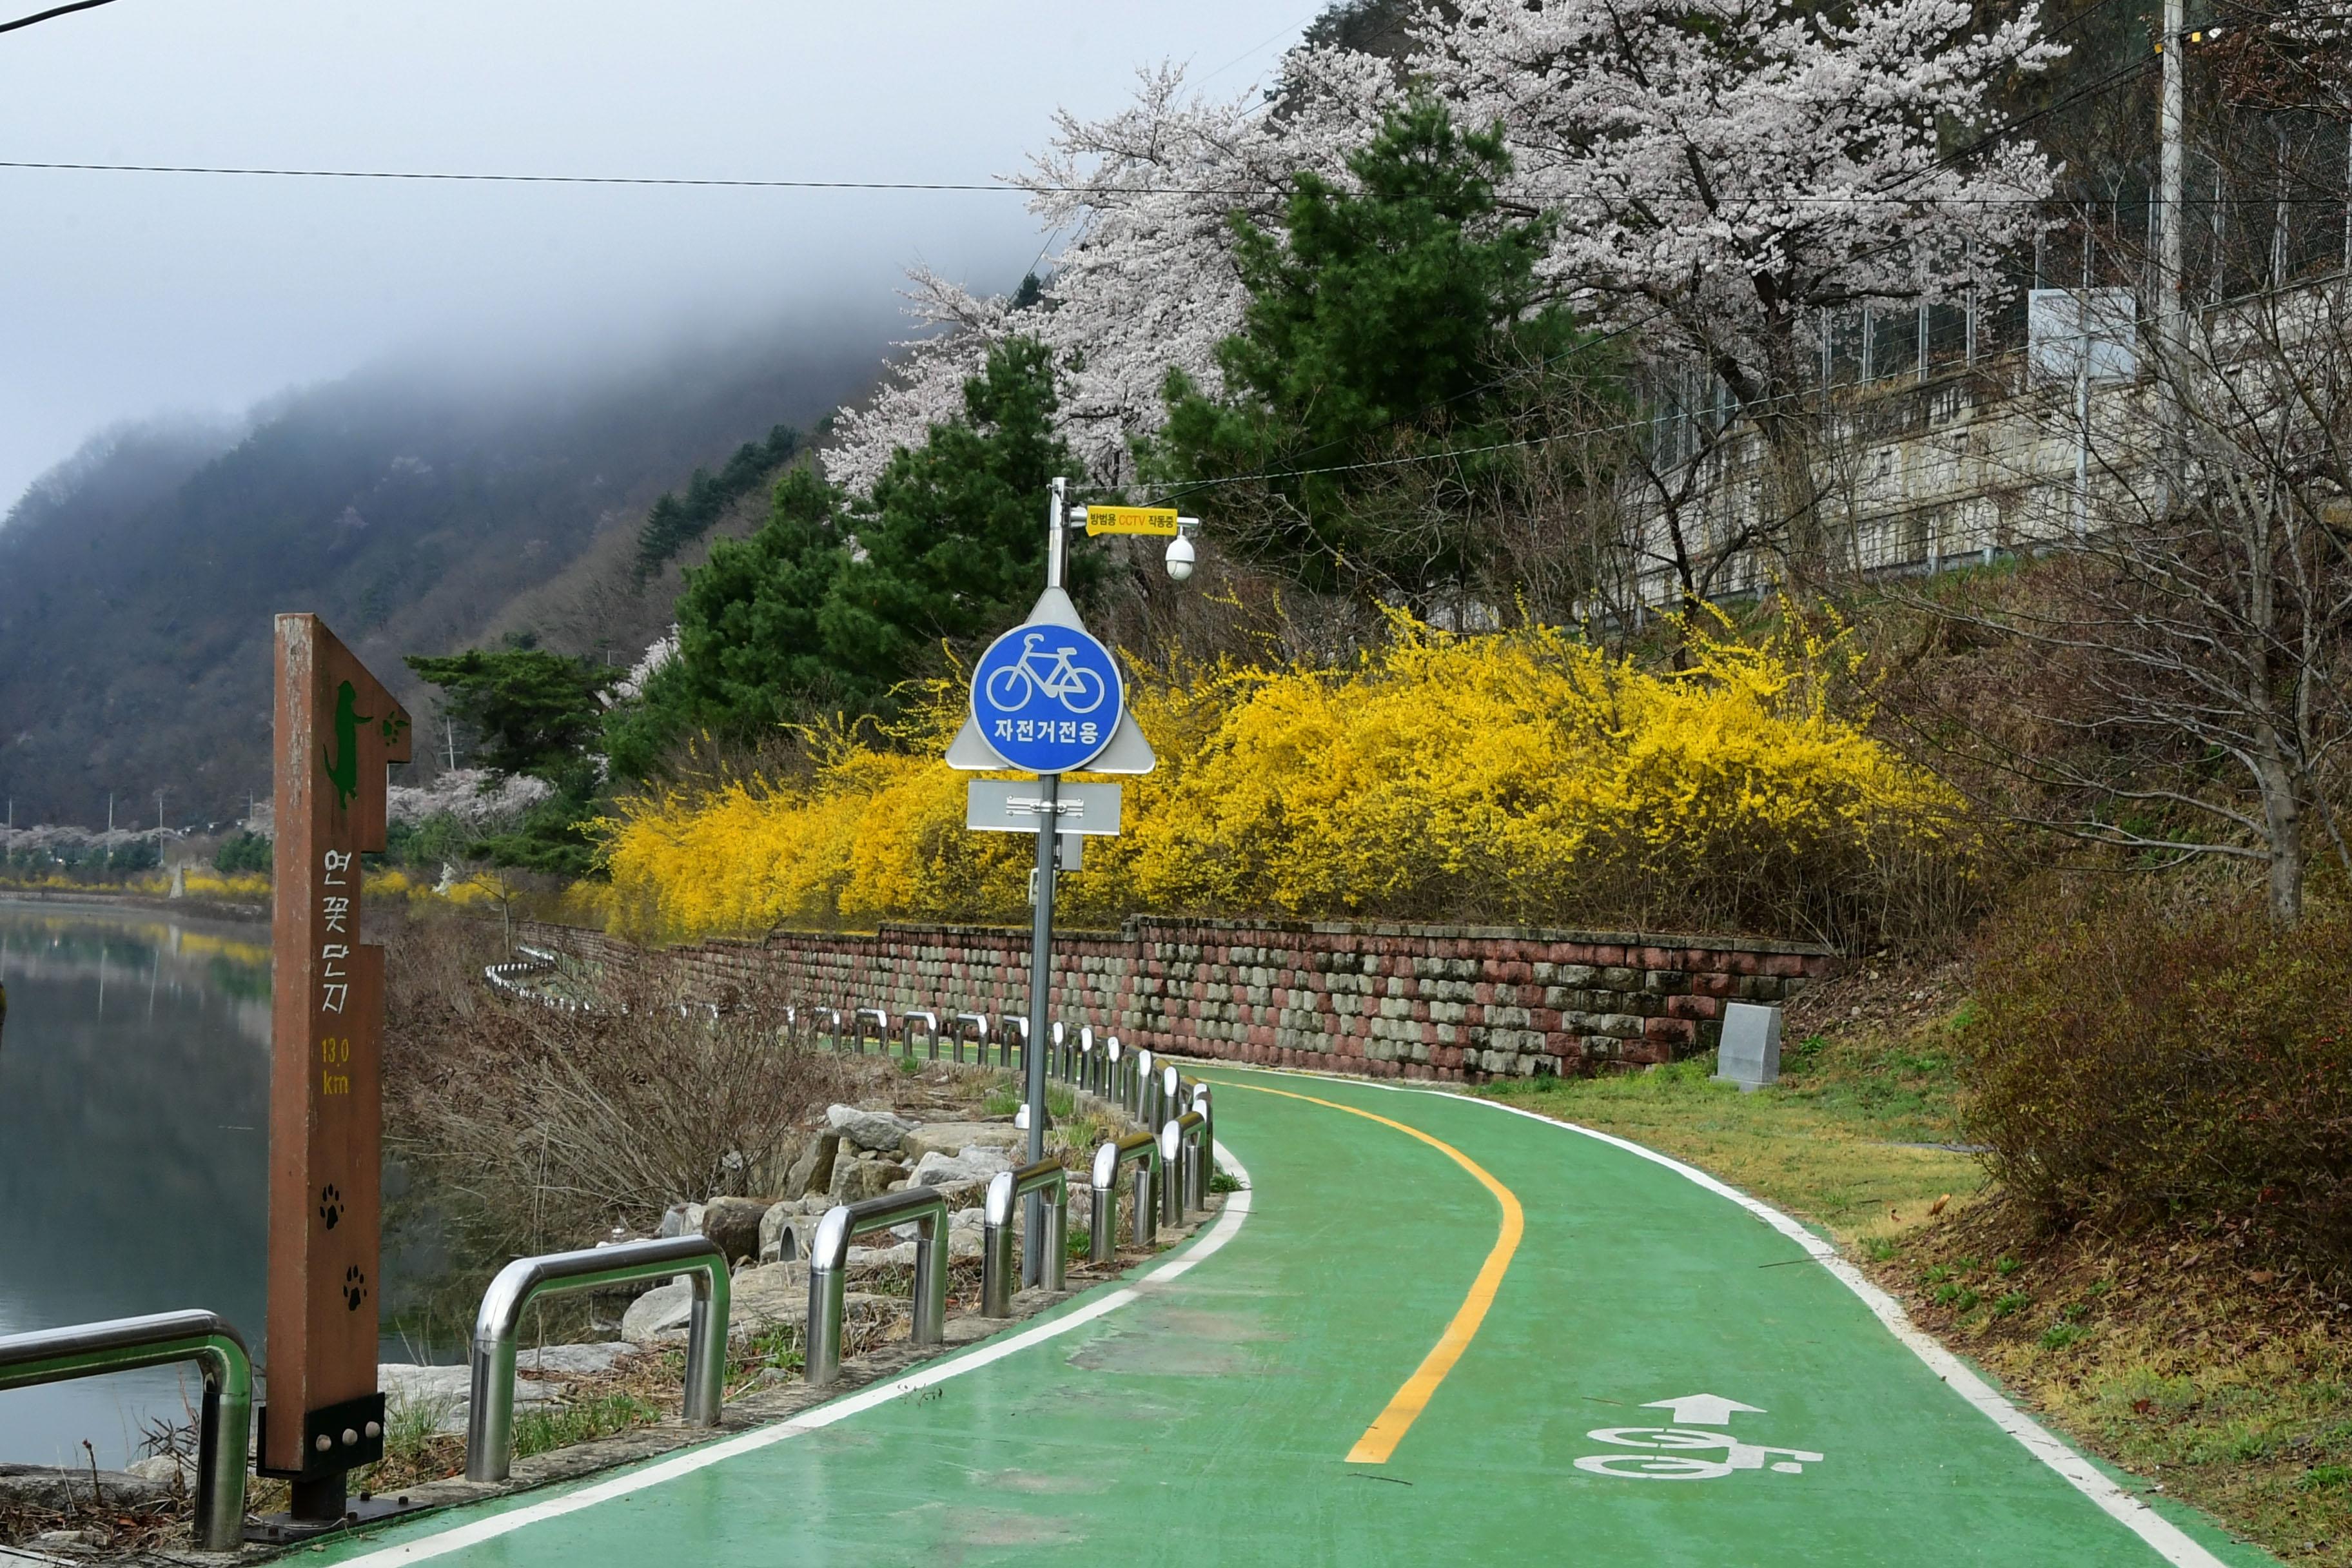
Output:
[970,623,1124,774]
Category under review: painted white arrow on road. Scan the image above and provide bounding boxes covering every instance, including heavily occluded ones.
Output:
[1643,1395,1765,1426]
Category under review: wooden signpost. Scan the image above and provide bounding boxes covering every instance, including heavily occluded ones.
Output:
[260,614,411,1526]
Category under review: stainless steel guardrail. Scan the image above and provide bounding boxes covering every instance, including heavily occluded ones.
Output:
[951,1012,990,1064]
[1162,1108,1208,1226]
[852,1006,889,1053]
[1188,1084,1216,1208]
[805,1186,950,1386]
[981,1159,1070,1316]
[0,1310,251,1552]
[1132,1047,1155,1122]
[465,1235,727,1483]
[901,1009,939,1059]
[1088,1130,1161,1262]
[1157,1119,1186,1228]
[997,1014,1028,1068]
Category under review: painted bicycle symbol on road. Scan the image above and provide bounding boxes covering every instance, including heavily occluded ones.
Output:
[984,631,1110,716]
[1574,1426,1825,1482]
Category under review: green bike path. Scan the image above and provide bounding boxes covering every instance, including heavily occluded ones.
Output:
[324,1068,2277,1567]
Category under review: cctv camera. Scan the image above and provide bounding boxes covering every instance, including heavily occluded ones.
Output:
[1164,532,1197,582]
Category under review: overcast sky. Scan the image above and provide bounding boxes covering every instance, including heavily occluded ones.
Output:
[0,1,1313,507]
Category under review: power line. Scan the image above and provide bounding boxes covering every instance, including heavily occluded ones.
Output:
[21,151,2346,205]
[0,160,1039,191]
[0,0,121,36]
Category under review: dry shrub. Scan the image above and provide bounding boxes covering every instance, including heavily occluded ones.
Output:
[382,906,852,1253]
[1959,879,2352,1280]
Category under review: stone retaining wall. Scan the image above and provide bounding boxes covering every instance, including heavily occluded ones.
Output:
[517,917,1836,1083]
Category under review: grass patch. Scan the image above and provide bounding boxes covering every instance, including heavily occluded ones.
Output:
[351,1393,463,1492]
[1888,1200,2352,1564]
[1475,1015,1984,1248]
[511,1393,662,1460]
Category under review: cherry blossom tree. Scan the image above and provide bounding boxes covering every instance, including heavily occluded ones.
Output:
[1418,0,2063,574]
[823,53,1396,498]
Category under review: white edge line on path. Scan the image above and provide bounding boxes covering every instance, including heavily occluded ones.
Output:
[337,1150,1255,1567]
[1199,1062,2232,1568]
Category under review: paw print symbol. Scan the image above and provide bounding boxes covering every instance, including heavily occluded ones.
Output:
[318,1185,342,1230]
[342,1265,368,1311]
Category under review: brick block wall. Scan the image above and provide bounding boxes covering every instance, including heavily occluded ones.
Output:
[516,917,1835,1084]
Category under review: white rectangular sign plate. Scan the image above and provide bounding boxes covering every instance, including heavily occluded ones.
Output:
[965,781,1123,836]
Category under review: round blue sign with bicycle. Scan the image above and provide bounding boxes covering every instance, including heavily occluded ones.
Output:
[970,622,1124,773]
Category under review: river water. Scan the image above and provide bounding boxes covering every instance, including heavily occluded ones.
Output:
[0,899,465,1471]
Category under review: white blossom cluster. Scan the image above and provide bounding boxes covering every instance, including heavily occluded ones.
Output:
[614,624,680,701]
[823,1,2059,493]
[1423,0,2062,382]
[386,769,552,828]
[824,54,1396,496]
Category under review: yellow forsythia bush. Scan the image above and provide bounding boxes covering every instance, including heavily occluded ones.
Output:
[598,616,1970,946]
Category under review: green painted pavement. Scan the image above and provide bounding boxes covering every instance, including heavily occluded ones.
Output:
[322,1068,2280,1567]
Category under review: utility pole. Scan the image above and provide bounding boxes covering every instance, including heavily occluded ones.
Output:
[2158,0,2187,504]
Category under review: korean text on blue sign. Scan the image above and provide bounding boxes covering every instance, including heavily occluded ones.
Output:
[970,624,1124,773]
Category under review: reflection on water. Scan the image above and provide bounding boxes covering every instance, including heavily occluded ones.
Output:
[0,902,276,1467]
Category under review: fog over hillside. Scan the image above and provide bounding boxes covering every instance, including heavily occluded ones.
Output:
[0,313,893,827]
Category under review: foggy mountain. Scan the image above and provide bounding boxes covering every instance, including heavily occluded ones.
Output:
[0,320,890,827]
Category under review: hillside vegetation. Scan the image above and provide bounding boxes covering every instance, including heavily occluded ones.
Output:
[0,329,880,827]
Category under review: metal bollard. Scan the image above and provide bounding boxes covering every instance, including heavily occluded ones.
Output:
[466,1236,727,1482]
[0,1311,251,1552]
[1134,1047,1155,1122]
[854,1006,888,1054]
[805,1186,950,1386]
[981,1159,1069,1315]
[952,1012,989,1065]
[1106,1036,1122,1102]
[1190,1084,1215,1206]
[1171,1107,1208,1215]
[998,1013,1026,1069]
[902,1010,939,1061]
[1157,1119,1185,1227]
[1090,1130,1160,1260]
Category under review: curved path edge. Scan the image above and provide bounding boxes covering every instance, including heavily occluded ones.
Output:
[1231,1066,2233,1568]
[334,1150,1257,1568]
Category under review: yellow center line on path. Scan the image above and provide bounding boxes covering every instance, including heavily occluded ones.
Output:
[1219,1080,1525,1464]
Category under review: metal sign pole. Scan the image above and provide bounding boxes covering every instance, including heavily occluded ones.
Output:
[1019,476,1068,1290]
[1021,771,1059,1288]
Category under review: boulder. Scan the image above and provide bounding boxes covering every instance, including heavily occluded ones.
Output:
[620,1280,698,1344]
[847,1241,918,1268]
[828,1155,905,1204]
[783,1132,840,1199]
[908,1146,1014,1188]
[826,1103,916,1154]
[700,1196,769,1265]
[124,1455,190,1485]
[928,1177,986,1210]
[625,1263,808,1344]
[898,1121,1024,1162]
[769,1128,816,1188]
[514,1342,637,1377]
[375,1362,560,1435]
[730,1260,809,1334]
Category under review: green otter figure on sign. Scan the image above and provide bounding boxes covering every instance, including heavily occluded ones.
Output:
[322,680,369,810]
